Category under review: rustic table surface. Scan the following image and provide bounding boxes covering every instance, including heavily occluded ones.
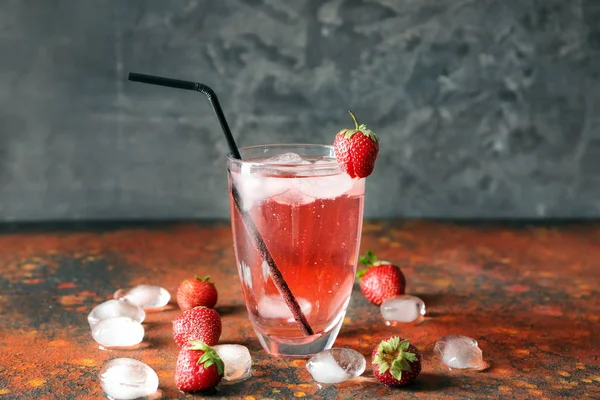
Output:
[0,221,599,399]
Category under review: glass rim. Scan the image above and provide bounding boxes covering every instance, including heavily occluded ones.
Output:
[226,143,339,168]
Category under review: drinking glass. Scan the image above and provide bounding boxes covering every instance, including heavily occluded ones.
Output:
[227,144,365,357]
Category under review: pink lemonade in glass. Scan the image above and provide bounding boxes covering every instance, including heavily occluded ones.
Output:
[227,144,365,357]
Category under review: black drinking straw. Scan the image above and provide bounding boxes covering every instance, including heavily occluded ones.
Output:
[128,72,314,336]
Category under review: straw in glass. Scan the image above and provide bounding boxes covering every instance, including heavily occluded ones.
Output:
[128,72,314,336]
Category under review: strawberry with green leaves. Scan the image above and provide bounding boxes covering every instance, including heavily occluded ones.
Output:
[357,251,406,306]
[175,341,224,392]
[372,336,422,387]
[177,275,218,310]
[333,111,379,179]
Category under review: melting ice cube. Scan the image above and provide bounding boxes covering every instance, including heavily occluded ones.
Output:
[257,295,312,321]
[261,260,270,282]
[213,344,252,384]
[232,174,291,211]
[295,173,354,199]
[272,187,315,206]
[312,158,336,164]
[239,261,253,290]
[380,295,426,323]
[88,299,145,328]
[306,348,366,384]
[99,358,159,400]
[434,334,484,370]
[114,285,170,309]
[263,152,306,164]
[92,317,144,348]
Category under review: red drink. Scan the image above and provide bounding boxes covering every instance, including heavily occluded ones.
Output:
[228,145,365,357]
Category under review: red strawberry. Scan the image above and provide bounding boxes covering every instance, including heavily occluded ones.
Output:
[175,340,224,392]
[173,306,222,347]
[372,336,422,387]
[333,111,379,178]
[357,251,406,306]
[177,275,218,310]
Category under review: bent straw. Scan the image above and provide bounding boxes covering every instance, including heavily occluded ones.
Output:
[128,72,314,336]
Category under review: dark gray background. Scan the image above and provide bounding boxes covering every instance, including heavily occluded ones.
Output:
[1,0,599,221]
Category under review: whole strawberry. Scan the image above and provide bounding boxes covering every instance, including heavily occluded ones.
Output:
[357,251,406,306]
[372,336,422,387]
[177,275,218,310]
[175,340,224,392]
[333,111,379,178]
[173,306,222,346]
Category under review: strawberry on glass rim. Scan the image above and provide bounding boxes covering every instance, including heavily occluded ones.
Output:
[333,111,379,179]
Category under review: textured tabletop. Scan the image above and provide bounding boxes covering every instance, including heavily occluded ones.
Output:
[0,221,599,399]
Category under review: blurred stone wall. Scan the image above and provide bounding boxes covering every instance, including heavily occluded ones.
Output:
[0,0,598,220]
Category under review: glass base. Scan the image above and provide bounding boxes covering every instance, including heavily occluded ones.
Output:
[254,315,345,358]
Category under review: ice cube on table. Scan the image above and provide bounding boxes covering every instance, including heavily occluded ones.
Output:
[295,173,354,199]
[434,334,484,370]
[257,295,312,322]
[99,358,159,400]
[213,344,252,384]
[306,348,366,384]
[263,152,306,164]
[380,295,426,323]
[92,317,145,348]
[88,299,145,328]
[114,285,170,309]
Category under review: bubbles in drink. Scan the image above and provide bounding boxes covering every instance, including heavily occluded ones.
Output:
[380,295,426,324]
[213,344,253,383]
[114,285,170,309]
[92,317,145,348]
[434,335,485,370]
[306,348,366,384]
[99,358,159,400]
[88,299,145,328]
[257,295,312,321]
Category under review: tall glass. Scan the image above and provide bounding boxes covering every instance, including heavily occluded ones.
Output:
[227,144,365,357]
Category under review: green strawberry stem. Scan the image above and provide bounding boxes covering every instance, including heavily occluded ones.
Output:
[194,275,212,283]
[356,250,379,281]
[373,337,417,380]
[349,110,360,131]
[359,250,378,267]
[343,111,379,141]
[189,340,224,376]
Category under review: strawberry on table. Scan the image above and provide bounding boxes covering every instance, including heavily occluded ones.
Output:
[333,111,379,179]
[175,340,224,392]
[357,251,406,306]
[173,306,222,346]
[177,275,218,310]
[372,336,422,387]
